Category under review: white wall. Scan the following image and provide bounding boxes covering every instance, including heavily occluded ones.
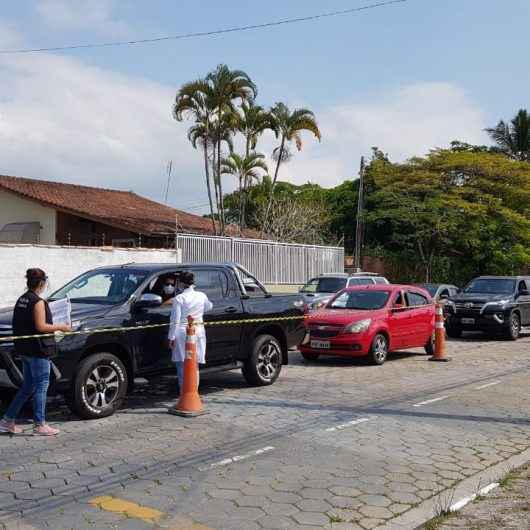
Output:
[0,190,57,244]
[0,244,181,307]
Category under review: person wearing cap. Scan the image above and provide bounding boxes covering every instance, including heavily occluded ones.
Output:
[168,272,213,394]
[0,268,71,436]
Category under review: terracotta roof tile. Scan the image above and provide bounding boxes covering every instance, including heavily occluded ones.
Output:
[0,175,260,238]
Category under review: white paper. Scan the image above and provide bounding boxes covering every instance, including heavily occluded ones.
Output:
[48,298,71,326]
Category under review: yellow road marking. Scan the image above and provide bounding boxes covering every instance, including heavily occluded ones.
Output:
[89,495,163,523]
[162,516,215,529]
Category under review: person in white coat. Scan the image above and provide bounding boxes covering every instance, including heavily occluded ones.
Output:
[168,272,213,393]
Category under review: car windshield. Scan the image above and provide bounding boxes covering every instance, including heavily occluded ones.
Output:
[308,277,348,293]
[422,284,439,296]
[464,279,515,295]
[49,269,148,305]
[329,290,390,310]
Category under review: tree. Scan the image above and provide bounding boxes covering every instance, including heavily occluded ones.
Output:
[221,152,268,232]
[485,109,530,161]
[365,150,530,282]
[205,65,257,233]
[256,197,332,245]
[238,101,274,157]
[263,102,321,232]
[173,80,218,234]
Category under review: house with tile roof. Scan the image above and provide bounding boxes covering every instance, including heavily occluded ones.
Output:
[0,175,250,247]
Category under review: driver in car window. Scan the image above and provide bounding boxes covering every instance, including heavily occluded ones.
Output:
[150,274,179,306]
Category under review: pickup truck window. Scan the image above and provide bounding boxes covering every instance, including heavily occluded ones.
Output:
[237,267,267,298]
[50,270,147,305]
[194,269,231,300]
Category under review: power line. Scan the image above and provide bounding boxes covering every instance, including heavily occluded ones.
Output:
[0,0,407,55]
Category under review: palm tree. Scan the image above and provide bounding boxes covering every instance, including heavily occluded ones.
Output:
[238,101,275,157]
[262,102,321,232]
[221,152,268,232]
[173,80,218,234]
[205,65,257,233]
[486,109,530,161]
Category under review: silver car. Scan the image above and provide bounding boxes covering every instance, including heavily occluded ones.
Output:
[300,272,390,310]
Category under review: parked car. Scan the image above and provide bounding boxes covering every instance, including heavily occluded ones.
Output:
[300,272,390,310]
[445,275,530,340]
[0,263,306,419]
[299,284,435,365]
[417,283,459,301]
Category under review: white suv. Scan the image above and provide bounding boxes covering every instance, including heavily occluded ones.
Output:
[300,272,390,309]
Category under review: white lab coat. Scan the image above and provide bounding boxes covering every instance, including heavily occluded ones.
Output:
[168,286,213,364]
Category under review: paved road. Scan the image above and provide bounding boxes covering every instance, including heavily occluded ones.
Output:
[0,333,529,530]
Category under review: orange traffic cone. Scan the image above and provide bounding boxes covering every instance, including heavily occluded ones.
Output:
[168,316,206,417]
[430,302,451,362]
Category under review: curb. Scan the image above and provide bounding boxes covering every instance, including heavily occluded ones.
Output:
[375,447,530,530]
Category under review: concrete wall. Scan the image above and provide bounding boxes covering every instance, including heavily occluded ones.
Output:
[0,244,180,307]
[0,190,56,244]
[264,284,302,294]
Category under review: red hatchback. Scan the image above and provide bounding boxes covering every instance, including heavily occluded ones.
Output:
[299,285,435,365]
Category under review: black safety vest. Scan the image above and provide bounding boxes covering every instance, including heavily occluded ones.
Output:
[12,291,55,357]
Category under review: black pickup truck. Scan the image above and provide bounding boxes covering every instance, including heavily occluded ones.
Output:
[0,262,306,419]
[445,275,530,339]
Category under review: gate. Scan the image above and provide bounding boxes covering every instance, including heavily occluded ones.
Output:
[176,234,344,284]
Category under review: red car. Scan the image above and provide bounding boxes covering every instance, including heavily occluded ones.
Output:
[299,285,435,365]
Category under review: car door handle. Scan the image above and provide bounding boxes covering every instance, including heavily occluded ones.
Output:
[224,306,238,313]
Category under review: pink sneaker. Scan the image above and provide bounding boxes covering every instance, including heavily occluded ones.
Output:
[0,419,22,435]
[33,424,60,436]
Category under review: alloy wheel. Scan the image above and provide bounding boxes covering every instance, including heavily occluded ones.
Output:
[257,341,281,381]
[373,335,388,363]
[511,314,521,338]
[85,365,120,410]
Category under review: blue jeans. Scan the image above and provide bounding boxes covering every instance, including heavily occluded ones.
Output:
[175,361,199,393]
[4,356,51,425]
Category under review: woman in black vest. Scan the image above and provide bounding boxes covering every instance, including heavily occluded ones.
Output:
[0,269,71,436]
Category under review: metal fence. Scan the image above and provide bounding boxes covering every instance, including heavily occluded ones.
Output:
[176,233,344,284]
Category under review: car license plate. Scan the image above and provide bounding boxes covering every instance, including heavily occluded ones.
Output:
[310,340,330,349]
[461,318,475,325]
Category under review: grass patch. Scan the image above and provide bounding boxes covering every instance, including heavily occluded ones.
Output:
[423,511,456,530]
[327,513,346,524]
[499,471,518,489]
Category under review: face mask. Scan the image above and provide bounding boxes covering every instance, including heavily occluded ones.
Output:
[163,284,175,295]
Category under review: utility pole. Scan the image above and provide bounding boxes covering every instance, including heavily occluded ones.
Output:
[174,213,179,262]
[354,156,365,272]
[164,160,173,204]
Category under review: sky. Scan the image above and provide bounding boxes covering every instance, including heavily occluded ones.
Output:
[0,0,529,214]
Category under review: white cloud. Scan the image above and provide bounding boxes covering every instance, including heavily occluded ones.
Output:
[0,46,204,208]
[36,0,130,37]
[278,83,489,187]
[0,18,489,213]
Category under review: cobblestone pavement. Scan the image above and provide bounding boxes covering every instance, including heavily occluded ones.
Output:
[0,333,529,530]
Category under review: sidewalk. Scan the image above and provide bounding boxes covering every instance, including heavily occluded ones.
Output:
[421,462,530,529]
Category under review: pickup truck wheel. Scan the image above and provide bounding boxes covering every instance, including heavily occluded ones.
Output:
[505,312,521,340]
[301,351,320,362]
[242,335,282,386]
[69,353,128,419]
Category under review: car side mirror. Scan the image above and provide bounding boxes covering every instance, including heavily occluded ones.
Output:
[135,293,162,309]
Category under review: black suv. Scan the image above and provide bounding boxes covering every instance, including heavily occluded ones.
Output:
[0,263,306,419]
[445,276,530,339]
